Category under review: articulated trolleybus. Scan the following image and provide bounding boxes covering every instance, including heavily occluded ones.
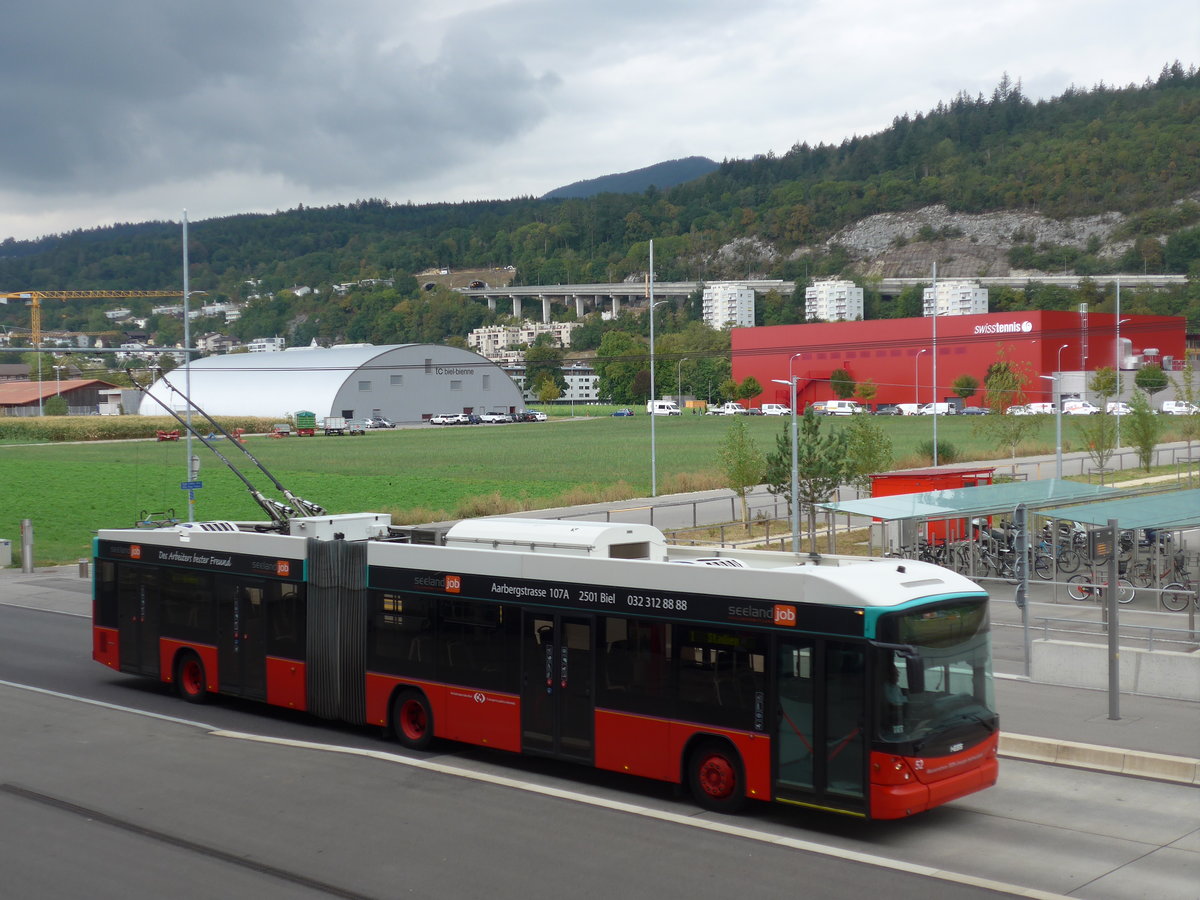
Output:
[93,512,997,819]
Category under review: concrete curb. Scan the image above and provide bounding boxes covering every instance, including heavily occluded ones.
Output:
[1000,733,1200,785]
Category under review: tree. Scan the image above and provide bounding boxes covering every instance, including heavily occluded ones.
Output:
[593,330,645,404]
[717,417,764,525]
[853,379,878,405]
[1089,367,1118,402]
[829,367,856,400]
[1125,389,1161,471]
[44,395,69,416]
[844,414,893,495]
[764,425,794,513]
[951,373,980,402]
[980,347,1038,463]
[533,373,562,405]
[735,376,763,406]
[794,407,849,555]
[1171,362,1200,461]
[1074,410,1118,475]
[524,336,567,394]
[1134,364,1168,398]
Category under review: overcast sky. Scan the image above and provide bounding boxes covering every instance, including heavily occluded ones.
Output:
[1,1,1196,244]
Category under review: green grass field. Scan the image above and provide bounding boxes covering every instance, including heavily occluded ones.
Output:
[1,412,1183,564]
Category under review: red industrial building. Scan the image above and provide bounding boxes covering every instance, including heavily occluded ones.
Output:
[732,311,1187,410]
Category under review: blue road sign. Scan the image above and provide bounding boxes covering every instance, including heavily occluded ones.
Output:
[180,481,204,490]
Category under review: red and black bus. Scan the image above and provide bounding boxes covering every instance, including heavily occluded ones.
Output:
[94,514,997,819]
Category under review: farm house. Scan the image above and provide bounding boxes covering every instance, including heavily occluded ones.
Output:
[137,343,526,423]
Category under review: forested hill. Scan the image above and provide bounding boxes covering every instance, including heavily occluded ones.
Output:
[1,65,1198,338]
[541,156,718,199]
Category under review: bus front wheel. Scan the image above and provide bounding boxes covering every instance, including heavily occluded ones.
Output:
[392,689,434,750]
[174,651,208,704]
[687,740,746,813]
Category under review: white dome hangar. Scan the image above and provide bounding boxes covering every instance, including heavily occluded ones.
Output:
[138,343,527,423]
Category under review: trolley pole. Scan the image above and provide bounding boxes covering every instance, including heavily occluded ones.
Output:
[1013,504,1030,678]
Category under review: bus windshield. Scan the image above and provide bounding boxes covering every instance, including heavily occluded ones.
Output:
[876,599,995,749]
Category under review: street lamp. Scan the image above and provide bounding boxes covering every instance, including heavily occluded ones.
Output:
[647,240,668,497]
[772,351,804,558]
[677,357,688,409]
[1040,371,1064,480]
[1115,314,1131,447]
[914,348,927,405]
[53,364,65,395]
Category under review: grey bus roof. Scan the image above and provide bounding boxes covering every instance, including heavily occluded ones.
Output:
[820,478,1116,521]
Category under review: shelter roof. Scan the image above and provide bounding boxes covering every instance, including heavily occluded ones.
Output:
[1042,489,1200,529]
[821,478,1115,521]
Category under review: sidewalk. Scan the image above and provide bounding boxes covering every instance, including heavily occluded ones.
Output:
[4,563,1196,786]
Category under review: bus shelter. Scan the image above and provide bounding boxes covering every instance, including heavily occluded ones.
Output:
[823,479,1116,556]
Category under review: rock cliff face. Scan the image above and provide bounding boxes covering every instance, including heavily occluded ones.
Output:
[815,204,1131,279]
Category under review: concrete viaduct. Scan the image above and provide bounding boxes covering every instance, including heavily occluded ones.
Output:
[453,274,1185,324]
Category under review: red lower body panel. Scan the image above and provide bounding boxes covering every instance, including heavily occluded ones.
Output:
[93,626,119,669]
[365,673,521,753]
[869,732,999,819]
[594,708,772,801]
[265,657,307,711]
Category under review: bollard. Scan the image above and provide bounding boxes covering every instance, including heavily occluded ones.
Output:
[78,558,90,579]
[20,518,33,574]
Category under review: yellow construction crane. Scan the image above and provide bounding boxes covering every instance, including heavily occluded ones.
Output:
[1,290,182,345]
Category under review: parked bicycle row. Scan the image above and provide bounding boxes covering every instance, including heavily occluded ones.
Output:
[885,518,1198,610]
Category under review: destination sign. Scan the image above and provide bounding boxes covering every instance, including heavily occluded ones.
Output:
[370,566,863,636]
[97,539,304,581]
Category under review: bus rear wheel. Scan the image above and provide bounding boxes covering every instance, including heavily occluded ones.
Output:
[174,651,208,704]
[688,740,746,813]
[392,689,434,750]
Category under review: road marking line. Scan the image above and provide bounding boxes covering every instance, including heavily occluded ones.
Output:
[217,729,1073,900]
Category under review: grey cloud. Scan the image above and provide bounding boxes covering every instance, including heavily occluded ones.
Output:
[0,2,559,194]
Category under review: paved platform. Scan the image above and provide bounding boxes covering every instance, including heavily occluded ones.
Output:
[4,563,1196,787]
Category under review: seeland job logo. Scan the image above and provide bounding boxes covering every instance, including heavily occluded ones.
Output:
[974,320,1033,335]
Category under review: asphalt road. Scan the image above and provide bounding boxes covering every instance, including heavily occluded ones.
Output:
[2,598,1198,900]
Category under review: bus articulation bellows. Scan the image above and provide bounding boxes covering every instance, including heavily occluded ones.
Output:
[92,513,998,819]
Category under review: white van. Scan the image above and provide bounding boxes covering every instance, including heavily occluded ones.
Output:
[1025,402,1056,415]
[646,400,681,416]
[896,403,922,416]
[1062,400,1100,415]
[816,400,864,416]
[761,404,791,416]
[1161,400,1199,415]
[917,402,957,415]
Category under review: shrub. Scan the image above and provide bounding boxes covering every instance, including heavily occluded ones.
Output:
[915,439,959,464]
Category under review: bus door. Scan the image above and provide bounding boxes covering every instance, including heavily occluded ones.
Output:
[521,612,594,762]
[218,581,267,700]
[118,567,159,677]
[775,638,866,813]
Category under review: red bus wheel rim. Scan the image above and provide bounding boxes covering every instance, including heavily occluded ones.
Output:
[698,754,735,799]
[400,699,427,741]
[181,660,203,696]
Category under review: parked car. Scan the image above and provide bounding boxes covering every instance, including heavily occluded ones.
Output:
[514,410,547,422]
[746,407,764,415]
[611,408,635,417]
[366,416,395,428]
[1024,402,1056,415]
[960,406,990,415]
[1106,402,1132,416]
[1005,404,1031,415]
[480,412,513,423]
[1161,400,1199,415]
[895,404,922,416]
[874,404,901,416]
[761,404,791,416]
[1062,400,1101,415]
[430,412,467,425]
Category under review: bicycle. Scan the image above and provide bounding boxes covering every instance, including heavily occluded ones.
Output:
[1066,573,1135,604]
[1160,557,1196,611]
